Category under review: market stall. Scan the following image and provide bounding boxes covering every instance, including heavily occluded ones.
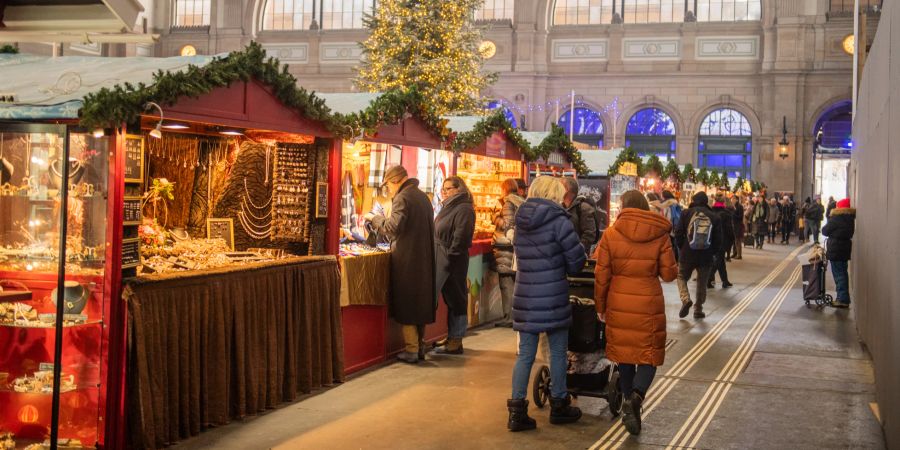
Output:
[321,92,453,374]
[445,115,526,327]
[0,44,344,449]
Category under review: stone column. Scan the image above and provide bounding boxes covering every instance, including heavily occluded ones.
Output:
[676,134,696,165]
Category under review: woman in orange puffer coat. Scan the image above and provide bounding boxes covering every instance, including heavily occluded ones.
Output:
[594,190,677,436]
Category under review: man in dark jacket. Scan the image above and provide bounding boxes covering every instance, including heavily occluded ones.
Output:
[368,165,437,364]
[561,177,599,256]
[731,196,745,259]
[674,192,723,319]
[805,197,825,244]
[778,196,796,244]
[821,198,855,308]
[433,176,476,354]
[708,194,734,289]
[826,196,837,220]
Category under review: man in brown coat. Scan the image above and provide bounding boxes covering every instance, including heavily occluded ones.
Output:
[594,190,677,436]
[367,165,437,364]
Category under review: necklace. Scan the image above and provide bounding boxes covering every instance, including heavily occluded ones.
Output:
[241,199,272,220]
[238,211,273,239]
[243,178,272,209]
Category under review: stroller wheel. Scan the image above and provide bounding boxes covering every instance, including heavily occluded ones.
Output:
[607,370,624,417]
[824,294,834,306]
[532,365,551,408]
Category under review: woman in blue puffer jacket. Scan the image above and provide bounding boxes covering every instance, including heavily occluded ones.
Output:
[506,176,586,432]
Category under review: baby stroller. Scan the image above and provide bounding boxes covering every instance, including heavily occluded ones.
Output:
[531,261,624,417]
[801,244,832,307]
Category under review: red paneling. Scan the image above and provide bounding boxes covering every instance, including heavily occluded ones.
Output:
[341,306,387,375]
[400,146,418,176]
[164,79,331,137]
[460,131,524,162]
[364,118,444,150]
[326,139,341,256]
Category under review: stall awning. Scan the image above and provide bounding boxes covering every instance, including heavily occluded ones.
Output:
[520,131,550,148]
[0,0,152,43]
[0,53,215,120]
[443,115,484,134]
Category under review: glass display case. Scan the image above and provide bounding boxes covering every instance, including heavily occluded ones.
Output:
[0,124,111,448]
[456,153,521,240]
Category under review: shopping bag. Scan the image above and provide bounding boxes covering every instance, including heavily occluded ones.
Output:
[568,298,605,353]
[801,263,822,301]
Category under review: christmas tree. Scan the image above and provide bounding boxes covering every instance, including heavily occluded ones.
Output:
[356,0,495,115]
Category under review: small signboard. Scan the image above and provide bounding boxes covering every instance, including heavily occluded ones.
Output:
[123,196,142,225]
[122,238,141,269]
[619,162,638,177]
[207,218,235,251]
[124,134,144,184]
[315,182,328,219]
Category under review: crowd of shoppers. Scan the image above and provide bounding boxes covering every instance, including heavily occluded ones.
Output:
[366,166,855,438]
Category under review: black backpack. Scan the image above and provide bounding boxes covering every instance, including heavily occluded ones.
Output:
[569,297,606,353]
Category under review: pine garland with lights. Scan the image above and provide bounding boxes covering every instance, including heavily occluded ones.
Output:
[708,171,720,187]
[681,164,696,182]
[0,44,18,54]
[532,123,589,176]
[644,154,664,178]
[334,87,451,140]
[663,158,682,182]
[719,171,730,190]
[697,167,710,185]
[607,147,644,177]
[356,0,496,116]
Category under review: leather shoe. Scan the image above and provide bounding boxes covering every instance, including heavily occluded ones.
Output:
[397,351,419,364]
[679,301,693,319]
[694,311,706,319]
[722,282,733,288]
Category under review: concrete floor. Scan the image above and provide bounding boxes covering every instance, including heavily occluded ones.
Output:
[173,243,885,450]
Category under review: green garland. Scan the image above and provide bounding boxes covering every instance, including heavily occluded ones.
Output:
[0,44,18,54]
[662,158,682,182]
[696,167,710,185]
[681,163,696,182]
[333,87,451,140]
[719,171,730,190]
[644,154,664,178]
[708,171,720,187]
[607,147,643,177]
[451,110,588,176]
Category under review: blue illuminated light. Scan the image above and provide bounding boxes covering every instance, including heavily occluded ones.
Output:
[487,101,518,128]
[626,108,675,136]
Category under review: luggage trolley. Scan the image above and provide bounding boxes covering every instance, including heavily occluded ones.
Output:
[531,260,624,417]
[801,244,833,307]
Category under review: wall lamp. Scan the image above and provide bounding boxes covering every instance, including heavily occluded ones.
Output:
[144,102,164,139]
[778,116,790,160]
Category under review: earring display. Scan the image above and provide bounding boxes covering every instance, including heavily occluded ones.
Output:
[271,145,311,241]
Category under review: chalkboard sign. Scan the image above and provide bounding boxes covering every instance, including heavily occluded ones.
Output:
[315,182,328,219]
[122,238,141,269]
[207,218,234,251]
[123,196,142,225]
[124,134,144,184]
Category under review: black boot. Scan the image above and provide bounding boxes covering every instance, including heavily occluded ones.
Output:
[622,392,643,435]
[549,396,582,424]
[507,399,537,432]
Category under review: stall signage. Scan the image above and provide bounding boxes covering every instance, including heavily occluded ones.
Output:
[124,134,144,184]
[485,132,507,159]
[619,162,638,177]
[548,151,566,166]
[683,182,696,192]
[123,197,142,225]
[122,238,141,269]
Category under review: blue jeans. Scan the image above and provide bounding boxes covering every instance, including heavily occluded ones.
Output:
[808,220,822,243]
[512,328,568,400]
[448,313,467,339]
[831,260,850,304]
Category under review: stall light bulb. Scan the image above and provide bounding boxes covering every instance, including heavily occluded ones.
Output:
[92,128,105,138]
[26,264,33,271]
[149,123,162,139]
[30,156,46,166]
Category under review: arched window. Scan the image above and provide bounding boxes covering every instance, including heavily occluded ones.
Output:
[625,108,676,159]
[262,0,374,31]
[487,101,518,129]
[696,0,761,22]
[698,108,753,178]
[174,0,211,27]
[553,0,615,25]
[557,107,604,149]
[476,0,515,21]
[812,101,852,201]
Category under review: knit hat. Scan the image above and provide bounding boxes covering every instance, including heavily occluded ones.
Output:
[837,198,851,209]
[621,190,650,211]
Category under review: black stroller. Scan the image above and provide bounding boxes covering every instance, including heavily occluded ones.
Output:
[801,244,833,307]
[531,260,624,417]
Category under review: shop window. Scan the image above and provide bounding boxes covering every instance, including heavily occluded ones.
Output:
[174,0,211,27]
[476,0,515,21]
[557,107,604,149]
[698,108,752,178]
[262,0,375,30]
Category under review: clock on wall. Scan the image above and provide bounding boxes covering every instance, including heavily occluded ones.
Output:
[842,34,855,55]
[479,40,497,59]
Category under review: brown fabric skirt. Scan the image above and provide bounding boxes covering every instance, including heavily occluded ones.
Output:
[124,257,344,449]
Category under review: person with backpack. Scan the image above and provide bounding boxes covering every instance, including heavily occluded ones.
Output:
[593,190,678,435]
[707,194,734,289]
[674,192,723,319]
[821,198,855,308]
[561,177,599,256]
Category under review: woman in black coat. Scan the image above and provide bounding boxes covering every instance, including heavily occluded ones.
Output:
[433,176,476,354]
[368,166,437,364]
[822,198,855,308]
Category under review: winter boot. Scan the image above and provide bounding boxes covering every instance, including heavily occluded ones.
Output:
[507,399,537,432]
[433,338,464,355]
[622,392,643,435]
[549,396,582,424]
